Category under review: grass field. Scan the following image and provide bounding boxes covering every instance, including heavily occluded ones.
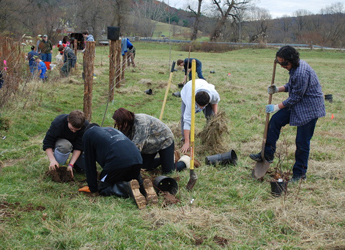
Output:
[0,43,345,249]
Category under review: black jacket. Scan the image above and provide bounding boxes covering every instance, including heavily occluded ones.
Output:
[83,127,142,192]
[43,114,89,151]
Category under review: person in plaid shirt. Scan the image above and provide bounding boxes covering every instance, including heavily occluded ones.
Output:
[250,45,326,182]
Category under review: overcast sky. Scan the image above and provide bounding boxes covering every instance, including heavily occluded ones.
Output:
[161,0,341,18]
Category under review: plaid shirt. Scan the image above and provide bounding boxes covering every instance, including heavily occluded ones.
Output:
[282,60,326,126]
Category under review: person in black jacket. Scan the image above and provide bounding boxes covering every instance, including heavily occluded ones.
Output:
[43,110,89,177]
[81,124,157,209]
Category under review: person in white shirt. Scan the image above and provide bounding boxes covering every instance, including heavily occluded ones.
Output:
[180,79,220,153]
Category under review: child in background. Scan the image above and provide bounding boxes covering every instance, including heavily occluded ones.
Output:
[34,56,47,81]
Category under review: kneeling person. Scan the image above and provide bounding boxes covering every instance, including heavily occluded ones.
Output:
[82,124,157,209]
[43,110,89,177]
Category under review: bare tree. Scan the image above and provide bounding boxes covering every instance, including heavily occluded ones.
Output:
[188,0,203,40]
[245,6,271,43]
[210,0,250,41]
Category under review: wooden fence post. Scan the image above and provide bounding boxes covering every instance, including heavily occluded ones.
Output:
[109,40,116,102]
[115,40,121,88]
[83,41,95,121]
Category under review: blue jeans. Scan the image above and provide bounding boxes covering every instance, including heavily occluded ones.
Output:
[265,108,318,177]
[41,53,52,62]
[188,63,205,80]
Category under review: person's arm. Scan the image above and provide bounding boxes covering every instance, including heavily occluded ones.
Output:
[211,103,218,115]
[45,148,59,170]
[181,130,190,154]
[67,150,81,178]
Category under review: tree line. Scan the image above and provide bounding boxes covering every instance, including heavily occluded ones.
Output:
[0,0,344,48]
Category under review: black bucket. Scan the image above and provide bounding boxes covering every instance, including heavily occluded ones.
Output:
[144,89,152,95]
[270,181,287,197]
[153,176,178,195]
[325,94,332,103]
[205,149,238,166]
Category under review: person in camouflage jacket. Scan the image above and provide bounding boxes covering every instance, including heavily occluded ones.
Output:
[112,108,190,173]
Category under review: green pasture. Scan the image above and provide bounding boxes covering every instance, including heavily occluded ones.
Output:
[0,43,344,249]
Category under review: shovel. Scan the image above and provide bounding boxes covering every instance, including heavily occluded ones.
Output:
[159,61,176,120]
[186,59,198,191]
[252,60,277,179]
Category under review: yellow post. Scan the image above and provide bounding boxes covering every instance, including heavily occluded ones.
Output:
[186,59,198,191]
[190,60,196,170]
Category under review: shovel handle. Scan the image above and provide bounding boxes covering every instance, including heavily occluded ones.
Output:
[159,61,176,120]
[261,60,277,156]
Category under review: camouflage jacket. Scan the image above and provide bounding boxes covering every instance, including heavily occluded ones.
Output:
[129,114,174,154]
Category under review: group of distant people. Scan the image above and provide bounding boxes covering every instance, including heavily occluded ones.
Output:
[27,31,93,81]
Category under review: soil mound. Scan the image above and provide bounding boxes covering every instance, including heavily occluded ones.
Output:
[46,167,73,182]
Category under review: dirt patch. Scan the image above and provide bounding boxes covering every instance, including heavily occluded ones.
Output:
[0,201,46,222]
[213,235,229,247]
[162,192,179,207]
[46,167,74,182]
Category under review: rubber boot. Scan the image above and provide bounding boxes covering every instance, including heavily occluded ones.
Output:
[143,179,158,205]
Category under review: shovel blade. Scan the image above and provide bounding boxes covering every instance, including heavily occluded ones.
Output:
[252,160,271,179]
[186,170,198,191]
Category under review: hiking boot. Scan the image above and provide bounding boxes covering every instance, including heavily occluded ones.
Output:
[143,179,158,205]
[249,153,273,163]
[290,175,306,183]
[129,179,147,209]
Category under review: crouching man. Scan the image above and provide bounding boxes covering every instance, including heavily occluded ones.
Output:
[80,123,158,209]
[43,110,89,177]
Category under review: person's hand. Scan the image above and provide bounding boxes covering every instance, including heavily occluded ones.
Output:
[266,104,280,113]
[268,85,279,94]
[180,142,190,154]
[49,160,59,171]
[67,165,74,178]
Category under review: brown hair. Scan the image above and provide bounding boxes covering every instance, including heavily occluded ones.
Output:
[112,108,135,136]
[177,59,184,66]
[82,30,89,35]
[68,110,85,129]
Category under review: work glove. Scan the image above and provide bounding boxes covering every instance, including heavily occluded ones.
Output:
[266,104,280,113]
[268,85,279,94]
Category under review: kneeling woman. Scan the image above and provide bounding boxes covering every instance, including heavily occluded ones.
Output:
[112,108,189,173]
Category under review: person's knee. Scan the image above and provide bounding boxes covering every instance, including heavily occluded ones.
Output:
[55,139,72,154]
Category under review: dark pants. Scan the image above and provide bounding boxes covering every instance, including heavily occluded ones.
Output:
[100,164,142,184]
[141,142,185,173]
[188,63,205,81]
[265,108,318,177]
[41,53,52,62]
[180,102,214,140]
[61,62,73,77]
[98,164,142,197]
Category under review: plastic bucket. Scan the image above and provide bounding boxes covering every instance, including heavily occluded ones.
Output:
[270,181,287,197]
[205,149,238,166]
[54,148,70,165]
[153,176,178,195]
[44,61,51,70]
